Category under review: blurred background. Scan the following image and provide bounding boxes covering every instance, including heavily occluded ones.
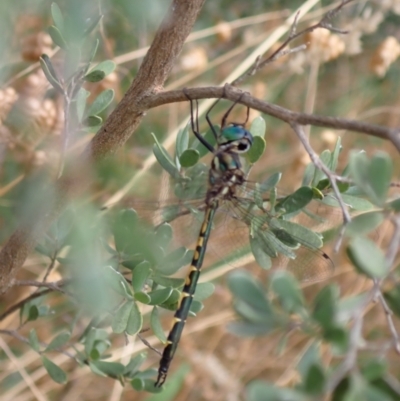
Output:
[0,0,400,400]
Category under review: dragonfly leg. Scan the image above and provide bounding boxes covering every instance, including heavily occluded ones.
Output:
[221,92,249,129]
[183,88,215,153]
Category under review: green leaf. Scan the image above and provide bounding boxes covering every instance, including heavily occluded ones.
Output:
[131,377,145,391]
[345,212,384,237]
[155,223,173,249]
[302,162,316,186]
[175,125,190,159]
[260,172,282,193]
[247,380,307,401]
[250,234,272,269]
[161,288,180,308]
[261,227,298,259]
[160,248,193,275]
[42,356,67,383]
[148,287,173,305]
[134,291,151,304]
[312,186,325,199]
[131,261,151,293]
[331,136,342,172]
[246,136,266,164]
[83,15,103,37]
[369,153,392,206]
[193,282,215,302]
[111,301,133,333]
[297,342,322,381]
[86,89,114,116]
[76,88,89,122]
[48,25,68,49]
[250,116,266,137]
[51,3,64,32]
[29,329,40,352]
[126,300,143,335]
[84,70,106,82]
[324,324,349,354]
[150,306,167,343]
[347,237,388,279]
[91,360,125,377]
[312,150,331,186]
[270,219,323,249]
[89,60,116,77]
[388,198,400,212]
[228,321,277,336]
[179,149,200,167]
[152,133,180,179]
[45,331,71,351]
[312,284,339,329]
[233,299,271,323]
[361,359,387,381]
[124,353,147,377]
[303,363,325,395]
[28,305,39,321]
[103,265,133,298]
[276,187,314,215]
[322,193,374,211]
[383,285,400,318]
[86,115,102,126]
[270,271,304,314]
[189,300,203,315]
[349,151,392,207]
[152,276,185,288]
[337,294,369,323]
[227,270,271,313]
[88,39,100,63]
[83,327,109,357]
[39,54,63,94]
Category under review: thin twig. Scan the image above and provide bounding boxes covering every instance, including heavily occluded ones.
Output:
[232,0,355,85]
[374,215,400,352]
[0,329,80,362]
[289,122,351,250]
[377,291,400,353]
[13,279,67,291]
[0,288,52,322]
[289,122,351,251]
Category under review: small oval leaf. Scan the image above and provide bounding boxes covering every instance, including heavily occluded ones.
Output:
[179,149,200,168]
[48,25,68,49]
[347,237,389,279]
[126,301,143,335]
[247,136,266,164]
[87,89,114,116]
[151,306,167,343]
[42,356,67,383]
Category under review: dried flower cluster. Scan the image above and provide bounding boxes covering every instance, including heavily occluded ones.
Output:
[370,36,400,77]
[306,29,345,63]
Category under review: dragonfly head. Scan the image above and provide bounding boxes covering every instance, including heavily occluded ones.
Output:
[220,124,253,154]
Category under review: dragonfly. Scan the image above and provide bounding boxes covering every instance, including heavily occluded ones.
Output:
[154,91,334,387]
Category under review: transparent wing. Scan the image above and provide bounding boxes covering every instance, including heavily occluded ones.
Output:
[123,172,340,283]
[213,193,338,283]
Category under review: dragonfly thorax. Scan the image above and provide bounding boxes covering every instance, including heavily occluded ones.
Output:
[206,133,251,206]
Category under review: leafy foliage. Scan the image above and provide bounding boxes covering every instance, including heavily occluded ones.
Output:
[1,1,400,400]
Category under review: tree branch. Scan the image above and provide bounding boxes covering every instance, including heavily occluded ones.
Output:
[143,85,400,152]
